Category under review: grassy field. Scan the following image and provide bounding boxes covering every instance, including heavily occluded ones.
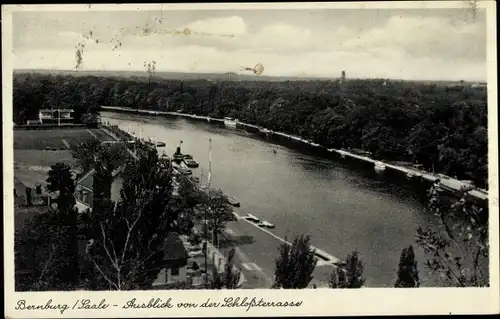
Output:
[14,128,113,150]
[13,128,115,192]
[13,128,117,231]
[14,150,77,167]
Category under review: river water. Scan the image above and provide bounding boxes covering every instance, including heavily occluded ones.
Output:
[101,111,441,287]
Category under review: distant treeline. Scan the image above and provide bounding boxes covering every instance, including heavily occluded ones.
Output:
[13,72,488,188]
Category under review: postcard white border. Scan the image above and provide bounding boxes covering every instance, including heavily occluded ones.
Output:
[3,1,499,317]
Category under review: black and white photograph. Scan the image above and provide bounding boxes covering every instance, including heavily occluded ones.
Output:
[3,1,498,317]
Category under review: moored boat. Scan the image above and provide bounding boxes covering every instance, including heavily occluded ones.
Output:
[173,145,183,162]
[227,196,240,207]
[258,220,275,229]
[245,213,260,222]
[183,154,199,168]
[259,127,271,134]
[155,141,166,147]
[178,167,192,175]
[374,161,387,172]
[224,117,238,127]
[172,161,192,175]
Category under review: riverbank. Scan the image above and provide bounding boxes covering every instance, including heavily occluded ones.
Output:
[99,105,489,203]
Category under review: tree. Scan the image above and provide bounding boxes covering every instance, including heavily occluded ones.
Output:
[85,148,177,290]
[395,245,420,288]
[15,210,78,291]
[45,162,80,285]
[46,162,75,214]
[415,186,489,287]
[201,189,236,245]
[223,248,241,289]
[81,112,100,128]
[209,267,224,289]
[175,174,207,235]
[92,155,114,209]
[70,139,102,173]
[273,234,317,289]
[329,251,365,288]
[210,248,241,289]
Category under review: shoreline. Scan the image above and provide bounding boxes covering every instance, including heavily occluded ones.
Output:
[100,105,488,203]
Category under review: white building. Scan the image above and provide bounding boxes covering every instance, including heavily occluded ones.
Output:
[38,109,74,124]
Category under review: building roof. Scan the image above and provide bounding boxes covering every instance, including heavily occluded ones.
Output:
[77,169,95,192]
[162,232,189,263]
[40,109,74,112]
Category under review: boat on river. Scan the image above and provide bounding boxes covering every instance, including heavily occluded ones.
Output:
[259,127,271,134]
[173,145,184,162]
[374,161,387,172]
[171,161,192,175]
[156,141,166,147]
[245,213,260,223]
[224,117,238,127]
[258,220,275,229]
[227,196,240,207]
[183,154,199,168]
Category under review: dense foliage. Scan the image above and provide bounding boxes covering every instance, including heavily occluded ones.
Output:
[273,234,317,289]
[329,250,365,288]
[13,72,488,188]
[16,163,80,291]
[395,245,420,288]
[210,248,241,289]
[415,186,489,287]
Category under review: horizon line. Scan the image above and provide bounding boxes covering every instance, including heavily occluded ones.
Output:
[13,68,487,84]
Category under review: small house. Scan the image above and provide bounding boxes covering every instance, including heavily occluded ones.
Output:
[75,170,94,212]
[151,232,190,289]
[74,168,123,213]
[38,109,75,124]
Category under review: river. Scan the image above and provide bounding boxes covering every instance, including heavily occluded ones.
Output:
[101,111,441,287]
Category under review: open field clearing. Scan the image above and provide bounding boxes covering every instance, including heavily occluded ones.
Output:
[14,150,77,167]
[13,128,113,192]
[14,128,113,150]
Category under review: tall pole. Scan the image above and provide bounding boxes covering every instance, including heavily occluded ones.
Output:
[58,109,60,126]
[204,137,212,286]
[208,138,212,190]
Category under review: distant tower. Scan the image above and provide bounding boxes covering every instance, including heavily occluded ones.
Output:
[340,70,346,84]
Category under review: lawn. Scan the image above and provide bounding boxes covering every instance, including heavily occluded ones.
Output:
[14,128,114,150]
[14,150,77,167]
[13,128,115,190]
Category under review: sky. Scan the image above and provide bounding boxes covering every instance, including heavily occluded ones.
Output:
[12,7,487,81]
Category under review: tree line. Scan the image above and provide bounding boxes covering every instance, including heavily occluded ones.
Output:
[13,72,488,188]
